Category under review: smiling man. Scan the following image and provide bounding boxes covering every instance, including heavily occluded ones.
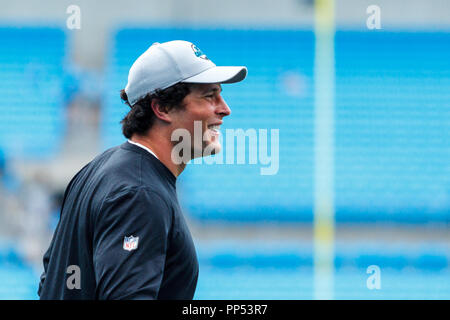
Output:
[38,40,247,300]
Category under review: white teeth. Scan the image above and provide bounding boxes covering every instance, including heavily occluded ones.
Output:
[209,125,220,131]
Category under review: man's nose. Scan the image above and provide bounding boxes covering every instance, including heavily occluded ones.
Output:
[216,95,231,117]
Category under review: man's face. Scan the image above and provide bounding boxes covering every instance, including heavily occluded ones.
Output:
[169,83,231,158]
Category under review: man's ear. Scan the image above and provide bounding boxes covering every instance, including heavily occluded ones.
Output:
[150,99,172,123]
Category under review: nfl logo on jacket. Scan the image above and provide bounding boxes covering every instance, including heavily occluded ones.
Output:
[123,236,139,251]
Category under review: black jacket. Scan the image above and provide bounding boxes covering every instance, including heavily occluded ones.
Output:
[38,141,198,299]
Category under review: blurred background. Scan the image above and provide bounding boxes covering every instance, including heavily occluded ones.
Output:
[0,0,449,299]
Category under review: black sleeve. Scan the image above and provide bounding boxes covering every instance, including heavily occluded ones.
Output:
[93,187,172,300]
[38,169,81,297]
[38,243,51,297]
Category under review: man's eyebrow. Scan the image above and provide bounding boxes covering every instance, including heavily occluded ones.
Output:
[201,85,222,94]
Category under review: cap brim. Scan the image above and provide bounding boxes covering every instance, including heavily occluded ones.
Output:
[181,66,247,84]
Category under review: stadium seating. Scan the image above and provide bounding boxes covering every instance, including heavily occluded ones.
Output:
[0,241,38,300]
[194,240,450,299]
[103,28,450,223]
[0,27,67,160]
[0,237,448,300]
[334,31,450,223]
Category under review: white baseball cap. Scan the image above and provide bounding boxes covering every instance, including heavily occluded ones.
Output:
[124,40,247,105]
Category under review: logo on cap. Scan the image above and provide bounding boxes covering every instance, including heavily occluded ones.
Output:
[191,44,209,60]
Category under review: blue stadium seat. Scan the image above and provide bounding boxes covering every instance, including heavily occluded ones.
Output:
[334,31,450,223]
[0,27,67,160]
[0,241,38,299]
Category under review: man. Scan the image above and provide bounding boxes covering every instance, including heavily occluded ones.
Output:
[38,40,247,299]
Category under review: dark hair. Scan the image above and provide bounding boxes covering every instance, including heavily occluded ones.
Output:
[120,83,192,139]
